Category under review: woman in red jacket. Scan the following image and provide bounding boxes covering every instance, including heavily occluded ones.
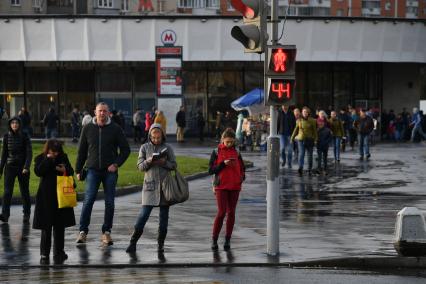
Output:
[208,128,245,251]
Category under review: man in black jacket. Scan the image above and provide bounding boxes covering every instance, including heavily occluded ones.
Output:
[176,106,186,142]
[75,102,130,246]
[354,109,374,160]
[277,105,296,168]
[0,117,32,224]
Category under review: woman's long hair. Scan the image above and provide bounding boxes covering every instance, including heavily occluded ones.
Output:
[42,139,64,155]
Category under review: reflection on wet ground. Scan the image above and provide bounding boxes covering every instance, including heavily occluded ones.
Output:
[0,143,425,269]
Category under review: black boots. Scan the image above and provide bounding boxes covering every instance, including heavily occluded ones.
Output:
[126,229,143,253]
[211,238,218,251]
[157,230,167,253]
[224,237,231,251]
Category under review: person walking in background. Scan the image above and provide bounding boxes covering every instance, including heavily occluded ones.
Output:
[43,108,60,139]
[236,112,244,146]
[33,140,75,265]
[81,111,92,128]
[0,117,32,224]
[293,108,301,162]
[329,111,345,162]
[339,108,351,152]
[349,108,359,150]
[196,110,205,142]
[144,111,152,143]
[75,102,130,246]
[394,114,404,143]
[18,107,32,137]
[126,123,177,254]
[208,128,245,251]
[316,120,332,175]
[316,110,329,128]
[354,109,374,160]
[71,108,80,143]
[154,110,167,134]
[111,110,121,126]
[410,107,426,142]
[133,108,143,143]
[277,104,296,169]
[175,106,186,143]
[291,107,317,176]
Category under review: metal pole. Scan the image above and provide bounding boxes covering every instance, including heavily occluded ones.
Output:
[266,0,280,256]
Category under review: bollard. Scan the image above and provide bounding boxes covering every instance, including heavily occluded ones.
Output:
[393,207,426,256]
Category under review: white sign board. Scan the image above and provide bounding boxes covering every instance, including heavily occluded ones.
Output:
[157,97,182,135]
[420,101,426,113]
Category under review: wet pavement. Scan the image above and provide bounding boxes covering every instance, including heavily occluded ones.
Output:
[0,141,426,268]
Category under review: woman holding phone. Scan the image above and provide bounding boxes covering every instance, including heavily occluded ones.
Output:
[208,128,245,251]
[33,139,75,264]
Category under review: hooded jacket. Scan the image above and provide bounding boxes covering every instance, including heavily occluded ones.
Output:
[208,143,245,191]
[137,123,177,206]
[0,117,32,174]
[75,116,130,173]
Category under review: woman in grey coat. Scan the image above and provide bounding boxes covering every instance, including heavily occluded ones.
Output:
[126,123,177,254]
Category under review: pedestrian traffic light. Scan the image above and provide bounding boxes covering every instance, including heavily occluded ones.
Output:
[230,0,266,53]
[265,45,297,105]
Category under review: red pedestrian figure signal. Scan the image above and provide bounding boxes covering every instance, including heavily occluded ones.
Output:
[271,82,291,99]
[273,49,287,73]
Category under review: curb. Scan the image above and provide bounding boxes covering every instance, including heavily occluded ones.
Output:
[1,256,425,270]
[290,256,426,269]
[5,161,254,205]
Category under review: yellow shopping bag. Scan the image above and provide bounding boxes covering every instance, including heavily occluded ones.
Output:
[57,175,77,208]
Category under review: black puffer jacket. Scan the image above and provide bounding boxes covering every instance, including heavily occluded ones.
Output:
[75,117,130,173]
[0,117,32,174]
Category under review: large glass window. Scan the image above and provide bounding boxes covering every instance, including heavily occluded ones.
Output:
[60,69,95,136]
[0,63,24,134]
[308,63,332,110]
[134,64,156,118]
[183,69,207,135]
[333,64,352,110]
[26,68,58,137]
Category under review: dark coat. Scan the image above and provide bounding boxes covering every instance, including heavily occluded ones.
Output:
[277,110,296,136]
[33,153,76,230]
[176,110,186,128]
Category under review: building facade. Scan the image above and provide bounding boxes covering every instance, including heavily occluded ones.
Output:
[0,16,424,137]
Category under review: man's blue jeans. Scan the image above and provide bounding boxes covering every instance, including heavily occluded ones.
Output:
[279,134,293,166]
[297,140,313,170]
[79,169,118,234]
[358,134,370,157]
[333,137,342,160]
[134,205,169,235]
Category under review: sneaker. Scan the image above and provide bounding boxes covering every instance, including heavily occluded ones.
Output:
[298,168,303,176]
[102,232,113,246]
[359,156,364,161]
[366,154,371,160]
[23,214,30,224]
[53,252,68,264]
[76,231,87,244]
[0,214,8,223]
[281,162,285,167]
[288,164,292,169]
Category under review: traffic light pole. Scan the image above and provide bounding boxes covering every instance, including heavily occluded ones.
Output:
[266,0,280,256]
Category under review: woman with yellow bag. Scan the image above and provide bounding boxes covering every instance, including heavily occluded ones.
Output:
[33,140,76,265]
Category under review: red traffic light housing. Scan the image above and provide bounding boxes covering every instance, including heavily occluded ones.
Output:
[265,45,297,105]
[230,0,266,53]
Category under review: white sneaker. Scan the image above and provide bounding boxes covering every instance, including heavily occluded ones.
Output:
[76,231,87,244]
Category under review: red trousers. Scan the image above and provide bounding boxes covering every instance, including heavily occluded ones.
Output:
[212,189,240,239]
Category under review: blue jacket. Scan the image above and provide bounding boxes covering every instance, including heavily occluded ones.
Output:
[412,112,423,127]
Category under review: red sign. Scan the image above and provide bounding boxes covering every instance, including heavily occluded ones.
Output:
[267,79,295,104]
[273,49,287,72]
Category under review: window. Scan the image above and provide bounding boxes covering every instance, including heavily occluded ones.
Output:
[98,0,113,8]
[336,8,344,16]
[121,0,129,11]
[11,0,21,6]
[33,0,42,7]
[47,0,73,7]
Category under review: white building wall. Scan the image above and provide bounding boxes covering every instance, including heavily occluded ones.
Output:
[383,63,421,113]
[0,17,425,62]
